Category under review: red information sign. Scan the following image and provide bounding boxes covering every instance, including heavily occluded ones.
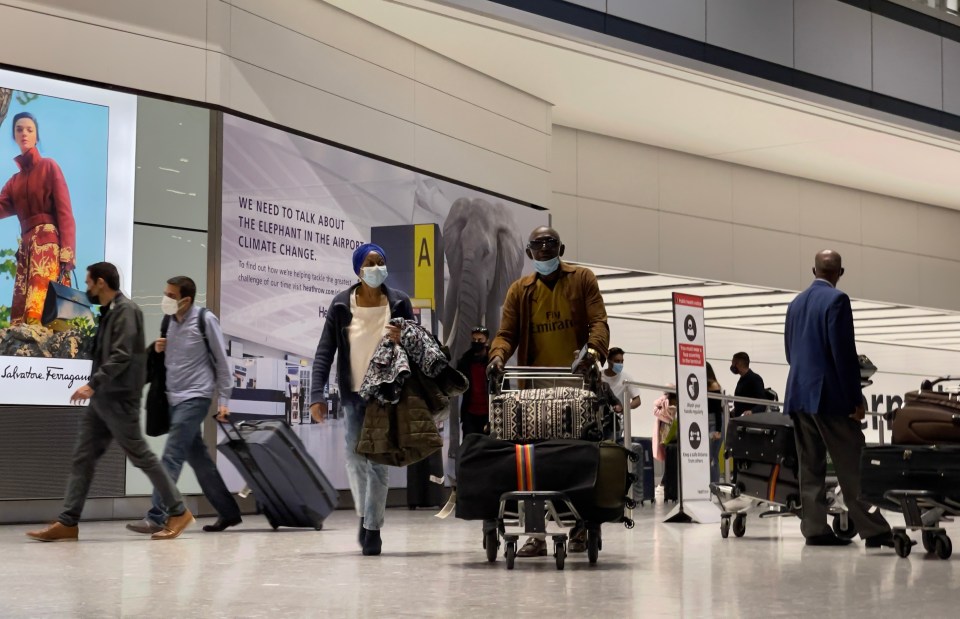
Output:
[678,343,704,367]
[673,293,704,309]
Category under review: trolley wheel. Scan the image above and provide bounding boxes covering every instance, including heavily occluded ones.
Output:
[893,532,912,558]
[554,542,566,570]
[922,531,937,554]
[832,514,856,540]
[505,541,517,570]
[720,517,731,539]
[484,529,499,563]
[313,522,324,531]
[587,529,600,565]
[935,534,953,560]
[732,515,746,538]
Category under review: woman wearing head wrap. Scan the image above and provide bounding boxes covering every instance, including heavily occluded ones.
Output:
[308,242,413,556]
[0,111,77,325]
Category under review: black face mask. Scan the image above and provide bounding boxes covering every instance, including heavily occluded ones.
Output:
[730,365,739,375]
[86,289,100,305]
[471,341,486,354]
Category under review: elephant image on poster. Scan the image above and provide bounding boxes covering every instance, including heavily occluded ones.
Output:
[442,197,523,362]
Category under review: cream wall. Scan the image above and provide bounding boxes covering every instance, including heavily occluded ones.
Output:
[0,0,552,205]
[551,126,960,311]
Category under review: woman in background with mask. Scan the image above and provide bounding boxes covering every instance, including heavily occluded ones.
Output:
[457,326,491,437]
[309,243,413,557]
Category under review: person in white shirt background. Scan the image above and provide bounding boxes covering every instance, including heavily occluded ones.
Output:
[600,347,642,439]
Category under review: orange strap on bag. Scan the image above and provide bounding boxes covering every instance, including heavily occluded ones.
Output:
[768,463,780,502]
[515,444,536,491]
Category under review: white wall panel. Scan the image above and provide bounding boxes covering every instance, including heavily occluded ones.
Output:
[551,126,578,195]
[413,47,551,134]
[861,246,921,306]
[550,193,580,260]
[705,0,794,67]
[799,180,862,243]
[414,84,549,170]
[733,226,799,290]
[861,194,918,254]
[659,150,732,221]
[731,166,800,233]
[659,213,734,281]
[229,8,417,122]
[917,204,960,262]
[577,131,660,208]
[873,15,944,110]
[552,127,960,312]
[794,0,873,90]
[577,198,660,271]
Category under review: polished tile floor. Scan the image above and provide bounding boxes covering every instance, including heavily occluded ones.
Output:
[1,503,957,618]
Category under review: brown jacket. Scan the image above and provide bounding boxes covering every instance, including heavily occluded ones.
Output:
[490,262,610,365]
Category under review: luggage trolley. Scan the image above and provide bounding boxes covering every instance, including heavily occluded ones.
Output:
[482,365,636,570]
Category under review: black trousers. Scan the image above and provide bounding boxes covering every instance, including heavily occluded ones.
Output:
[59,395,185,527]
[791,412,889,540]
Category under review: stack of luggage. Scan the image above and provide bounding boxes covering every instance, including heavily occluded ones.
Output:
[456,366,637,570]
[860,376,960,560]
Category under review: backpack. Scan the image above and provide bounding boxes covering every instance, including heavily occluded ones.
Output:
[145,308,214,436]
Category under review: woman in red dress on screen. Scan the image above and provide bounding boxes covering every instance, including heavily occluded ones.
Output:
[0,112,76,325]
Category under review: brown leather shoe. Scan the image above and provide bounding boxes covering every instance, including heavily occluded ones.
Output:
[26,522,78,542]
[516,537,547,557]
[151,509,195,540]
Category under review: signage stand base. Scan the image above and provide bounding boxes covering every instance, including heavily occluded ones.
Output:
[663,500,721,524]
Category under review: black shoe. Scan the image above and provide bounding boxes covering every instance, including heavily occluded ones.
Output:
[202,517,242,532]
[362,529,382,556]
[865,533,895,548]
[358,518,366,547]
[805,533,853,546]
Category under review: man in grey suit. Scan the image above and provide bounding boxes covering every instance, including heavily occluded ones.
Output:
[27,262,194,542]
[784,251,892,548]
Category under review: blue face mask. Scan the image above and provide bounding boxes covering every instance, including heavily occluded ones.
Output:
[533,257,560,276]
[361,265,388,288]
[612,363,624,375]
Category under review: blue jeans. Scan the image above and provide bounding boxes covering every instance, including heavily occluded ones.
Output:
[147,397,241,526]
[343,394,389,530]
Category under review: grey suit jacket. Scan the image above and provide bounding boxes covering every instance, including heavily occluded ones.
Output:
[89,293,146,399]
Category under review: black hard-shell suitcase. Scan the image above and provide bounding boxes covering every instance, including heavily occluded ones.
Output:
[726,412,797,466]
[860,444,960,509]
[407,449,446,509]
[218,420,338,529]
[734,460,800,507]
[630,437,655,505]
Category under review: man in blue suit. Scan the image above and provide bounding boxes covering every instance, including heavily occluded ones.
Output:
[784,250,892,547]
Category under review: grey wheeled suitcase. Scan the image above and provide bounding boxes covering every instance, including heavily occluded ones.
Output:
[218,419,338,530]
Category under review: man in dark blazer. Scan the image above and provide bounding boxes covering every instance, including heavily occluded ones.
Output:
[784,250,891,547]
[27,262,194,542]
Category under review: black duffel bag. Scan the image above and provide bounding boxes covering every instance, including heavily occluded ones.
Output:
[144,316,172,437]
[455,434,599,521]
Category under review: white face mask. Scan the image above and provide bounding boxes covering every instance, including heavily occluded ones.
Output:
[361,265,388,288]
[161,296,181,316]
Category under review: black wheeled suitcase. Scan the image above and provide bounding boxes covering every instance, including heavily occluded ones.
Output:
[860,444,960,509]
[630,437,655,505]
[726,412,797,467]
[218,420,339,530]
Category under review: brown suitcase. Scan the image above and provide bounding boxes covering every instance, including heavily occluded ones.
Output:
[891,378,960,445]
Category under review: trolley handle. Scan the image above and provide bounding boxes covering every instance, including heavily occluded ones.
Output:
[921,376,960,391]
[489,365,597,395]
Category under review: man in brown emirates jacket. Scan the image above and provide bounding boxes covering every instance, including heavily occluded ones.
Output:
[486,225,610,557]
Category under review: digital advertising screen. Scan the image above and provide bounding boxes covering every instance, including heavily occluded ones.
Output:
[0,69,136,406]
